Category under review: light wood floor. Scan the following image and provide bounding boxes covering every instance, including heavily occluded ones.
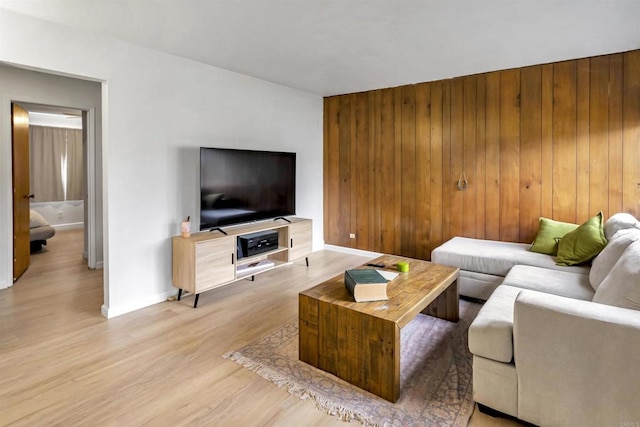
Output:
[1,229,521,426]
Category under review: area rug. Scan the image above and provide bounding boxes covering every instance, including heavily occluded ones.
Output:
[224,300,482,427]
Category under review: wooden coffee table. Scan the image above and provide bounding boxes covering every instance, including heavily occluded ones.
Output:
[298,254,459,402]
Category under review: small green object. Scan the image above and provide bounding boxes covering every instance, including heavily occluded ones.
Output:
[397,261,409,273]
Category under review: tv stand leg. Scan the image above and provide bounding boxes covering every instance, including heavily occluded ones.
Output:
[209,227,228,235]
[251,275,255,281]
[193,294,200,308]
[273,216,291,223]
[177,289,183,301]
[306,257,309,267]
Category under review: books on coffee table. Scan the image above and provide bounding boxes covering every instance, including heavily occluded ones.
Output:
[344,269,393,302]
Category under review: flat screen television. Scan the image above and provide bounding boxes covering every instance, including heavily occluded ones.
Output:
[199,147,296,230]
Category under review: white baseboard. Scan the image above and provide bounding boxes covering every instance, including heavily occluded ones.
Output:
[95,261,104,269]
[323,244,382,259]
[0,279,12,290]
[53,222,84,231]
[100,289,177,319]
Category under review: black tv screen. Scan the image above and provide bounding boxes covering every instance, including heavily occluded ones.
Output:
[199,147,296,230]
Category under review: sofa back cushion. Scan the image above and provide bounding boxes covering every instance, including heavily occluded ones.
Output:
[590,228,640,291]
[603,213,640,241]
[593,240,640,311]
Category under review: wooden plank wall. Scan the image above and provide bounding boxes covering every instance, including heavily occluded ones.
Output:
[324,50,640,260]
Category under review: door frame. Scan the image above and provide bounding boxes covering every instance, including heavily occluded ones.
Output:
[8,102,101,275]
[85,107,98,269]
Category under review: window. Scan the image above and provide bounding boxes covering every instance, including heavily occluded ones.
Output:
[29,126,84,202]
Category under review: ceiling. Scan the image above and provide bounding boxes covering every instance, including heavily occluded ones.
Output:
[2,1,639,96]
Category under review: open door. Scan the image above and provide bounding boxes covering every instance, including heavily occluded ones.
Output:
[12,103,31,282]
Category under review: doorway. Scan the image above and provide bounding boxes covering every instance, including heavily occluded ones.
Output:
[1,63,103,299]
[12,102,99,280]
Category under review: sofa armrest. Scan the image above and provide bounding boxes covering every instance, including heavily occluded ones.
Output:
[513,290,640,427]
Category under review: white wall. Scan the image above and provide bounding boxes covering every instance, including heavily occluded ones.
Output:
[0,8,324,317]
[31,201,84,230]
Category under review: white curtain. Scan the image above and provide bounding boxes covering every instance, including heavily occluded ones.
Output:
[29,125,83,202]
[66,129,84,201]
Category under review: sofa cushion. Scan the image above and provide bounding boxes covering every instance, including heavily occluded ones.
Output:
[603,212,640,241]
[458,270,504,300]
[432,236,590,278]
[593,240,640,311]
[556,212,607,266]
[469,285,522,363]
[503,265,594,301]
[530,217,578,255]
[590,228,640,291]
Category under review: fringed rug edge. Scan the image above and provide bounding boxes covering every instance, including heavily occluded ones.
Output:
[223,350,383,427]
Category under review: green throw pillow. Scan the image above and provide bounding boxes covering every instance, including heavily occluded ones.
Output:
[530,217,579,255]
[556,212,607,266]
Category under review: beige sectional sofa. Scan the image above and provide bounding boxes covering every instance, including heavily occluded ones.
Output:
[431,236,590,301]
[431,213,640,426]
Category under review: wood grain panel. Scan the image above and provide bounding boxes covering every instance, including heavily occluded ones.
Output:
[552,61,577,223]
[589,56,610,218]
[475,75,487,240]
[429,81,444,250]
[369,91,379,249]
[338,95,352,247]
[355,92,372,250]
[608,54,624,214]
[379,88,396,254]
[541,64,554,219]
[463,76,477,238]
[576,59,591,223]
[519,66,542,244]
[349,95,357,248]
[442,81,453,241]
[450,78,464,238]
[371,90,382,251]
[394,88,403,255]
[324,49,640,259]
[484,72,501,241]
[415,83,431,259]
[499,69,520,242]
[400,85,416,257]
[622,50,640,214]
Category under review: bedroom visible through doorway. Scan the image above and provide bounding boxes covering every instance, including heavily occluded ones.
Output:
[13,102,93,283]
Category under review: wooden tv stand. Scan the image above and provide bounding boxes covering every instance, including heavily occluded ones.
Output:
[172,217,312,307]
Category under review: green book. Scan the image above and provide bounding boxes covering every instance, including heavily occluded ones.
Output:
[344,269,389,302]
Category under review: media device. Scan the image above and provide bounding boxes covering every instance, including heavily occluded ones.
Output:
[200,147,296,230]
[237,230,279,259]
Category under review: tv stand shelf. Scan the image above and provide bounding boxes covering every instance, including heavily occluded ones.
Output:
[172,217,312,308]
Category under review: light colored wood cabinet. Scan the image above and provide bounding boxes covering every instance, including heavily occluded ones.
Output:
[194,238,235,293]
[172,217,312,307]
[288,220,312,261]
